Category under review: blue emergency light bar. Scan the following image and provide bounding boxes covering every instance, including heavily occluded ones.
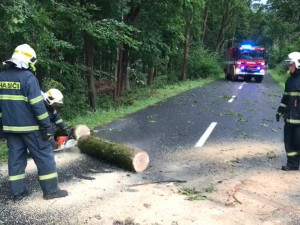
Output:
[240,44,253,49]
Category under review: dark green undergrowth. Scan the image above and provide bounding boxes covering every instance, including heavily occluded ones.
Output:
[268,64,289,89]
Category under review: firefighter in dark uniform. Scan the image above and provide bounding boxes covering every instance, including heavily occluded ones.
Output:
[276,52,300,171]
[42,88,71,149]
[0,44,68,200]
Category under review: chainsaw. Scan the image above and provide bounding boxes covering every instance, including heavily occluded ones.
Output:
[53,125,90,152]
[53,134,77,152]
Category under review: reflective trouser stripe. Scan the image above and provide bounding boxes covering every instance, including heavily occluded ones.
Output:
[286,119,300,124]
[55,119,63,124]
[284,92,300,96]
[280,103,286,107]
[3,126,39,132]
[39,172,58,181]
[287,152,300,157]
[9,173,25,181]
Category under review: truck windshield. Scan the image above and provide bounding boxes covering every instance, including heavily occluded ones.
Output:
[236,49,265,60]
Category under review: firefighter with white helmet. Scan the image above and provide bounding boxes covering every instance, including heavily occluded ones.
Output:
[0,44,68,200]
[276,52,300,171]
[3,44,37,72]
[42,88,71,149]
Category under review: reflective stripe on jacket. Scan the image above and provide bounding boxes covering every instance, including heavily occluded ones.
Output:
[0,68,51,133]
[45,103,67,130]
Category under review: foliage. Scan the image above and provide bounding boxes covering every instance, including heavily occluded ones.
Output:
[0,0,298,120]
[269,64,290,89]
[187,46,222,79]
[42,78,65,92]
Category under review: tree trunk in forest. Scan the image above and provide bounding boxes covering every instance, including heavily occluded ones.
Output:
[201,5,209,44]
[114,47,120,101]
[114,5,140,99]
[147,67,155,86]
[83,31,97,109]
[81,0,97,109]
[77,136,150,172]
[182,18,193,81]
[215,0,234,52]
[116,44,130,97]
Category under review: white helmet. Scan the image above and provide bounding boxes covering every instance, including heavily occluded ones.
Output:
[285,52,300,69]
[3,44,37,69]
[43,88,64,105]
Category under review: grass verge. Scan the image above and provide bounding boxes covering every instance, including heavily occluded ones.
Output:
[268,64,289,89]
[68,77,220,127]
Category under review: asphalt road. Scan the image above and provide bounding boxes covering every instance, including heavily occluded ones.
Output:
[0,73,285,224]
[95,73,283,157]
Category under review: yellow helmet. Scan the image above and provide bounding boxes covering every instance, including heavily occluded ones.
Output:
[3,44,37,69]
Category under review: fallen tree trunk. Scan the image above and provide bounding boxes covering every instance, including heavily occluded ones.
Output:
[77,136,149,172]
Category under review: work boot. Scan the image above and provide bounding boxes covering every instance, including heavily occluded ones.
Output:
[43,189,68,200]
[281,165,299,171]
[13,189,29,201]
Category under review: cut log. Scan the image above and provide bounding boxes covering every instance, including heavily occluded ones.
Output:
[55,125,91,140]
[73,125,91,139]
[77,136,149,172]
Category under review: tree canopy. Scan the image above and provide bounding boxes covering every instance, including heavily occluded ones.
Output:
[0,0,298,117]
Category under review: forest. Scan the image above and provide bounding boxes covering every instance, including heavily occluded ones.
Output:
[0,0,299,119]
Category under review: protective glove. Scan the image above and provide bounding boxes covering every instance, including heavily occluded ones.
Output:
[49,136,58,150]
[276,113,281,122]
[41,127,53,141]
[277,106,285,115]
[63,127,73,139]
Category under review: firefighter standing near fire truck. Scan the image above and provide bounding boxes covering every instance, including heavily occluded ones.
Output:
[276,52,300,171]
[0,44,68,200]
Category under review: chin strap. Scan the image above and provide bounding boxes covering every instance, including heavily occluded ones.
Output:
[29,62,36,74]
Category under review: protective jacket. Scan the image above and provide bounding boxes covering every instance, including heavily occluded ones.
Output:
[0,68,50,132]
[45,103,67,130]
[277,70,300,124]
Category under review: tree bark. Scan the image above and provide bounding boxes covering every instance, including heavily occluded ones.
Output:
[215,0,234,52]
[114,47,120,101]
[147,67,155,86]
[182,18,193,81]
[114,4,141,99]
[84,31,97,109]
[77,136,150,172]
[201,4,209,44]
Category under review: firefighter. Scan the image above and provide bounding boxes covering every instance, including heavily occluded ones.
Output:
[42,88,71,149]
[0,44,68,200]
[276,52,300,171]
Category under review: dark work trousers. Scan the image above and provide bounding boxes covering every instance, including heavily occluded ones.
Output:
[6,130,59,196]
[284,123,300,168]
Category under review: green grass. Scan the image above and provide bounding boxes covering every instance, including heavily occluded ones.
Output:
[268,64,289,89]
[0,75,221,162]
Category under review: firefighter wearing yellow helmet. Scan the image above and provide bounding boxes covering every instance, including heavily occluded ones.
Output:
[276,52,300,171]
[0,44,68,200]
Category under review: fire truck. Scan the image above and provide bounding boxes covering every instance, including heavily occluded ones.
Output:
[223,44,266,82]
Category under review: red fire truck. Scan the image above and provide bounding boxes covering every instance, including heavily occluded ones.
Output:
[223,44,266,82]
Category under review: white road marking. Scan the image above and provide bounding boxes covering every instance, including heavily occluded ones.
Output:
[195,122,217,148]
[238,85,243,90]
[228,95,236,103]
